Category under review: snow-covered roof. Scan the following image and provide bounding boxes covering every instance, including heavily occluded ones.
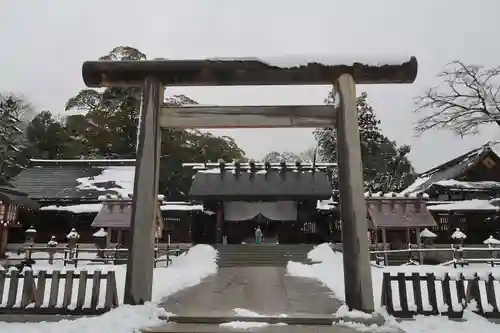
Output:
[433,180,500,190]
[400,141,500,195]
[41,204,103,213]
[426,199,500,212]
[160,203,204,211]
[41,202,204,214]
[13,159,138,200]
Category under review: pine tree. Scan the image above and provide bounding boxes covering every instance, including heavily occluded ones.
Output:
[0,95,30,183]
[313,91,415,192]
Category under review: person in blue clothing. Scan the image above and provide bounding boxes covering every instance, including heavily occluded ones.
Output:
[255,226,263,244]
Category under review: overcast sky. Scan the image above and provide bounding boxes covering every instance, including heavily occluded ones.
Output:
[1,0,499,172]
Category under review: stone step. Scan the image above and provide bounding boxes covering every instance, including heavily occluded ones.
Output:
[218,254,308,256]
[144,322,364,333]
[217,258,308,263]
[144,315,387,333]
[217,257,307,261]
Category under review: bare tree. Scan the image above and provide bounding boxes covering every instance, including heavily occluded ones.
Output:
[414,61,500,136]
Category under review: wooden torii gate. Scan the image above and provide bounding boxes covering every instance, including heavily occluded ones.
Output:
[82,56,418,312]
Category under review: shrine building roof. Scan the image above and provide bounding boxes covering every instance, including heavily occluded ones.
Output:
[184,161,335,201]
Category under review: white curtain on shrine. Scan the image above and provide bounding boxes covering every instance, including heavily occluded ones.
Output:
[223,201,298,221]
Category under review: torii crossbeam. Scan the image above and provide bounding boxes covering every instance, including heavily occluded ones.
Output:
[82,56,418,312]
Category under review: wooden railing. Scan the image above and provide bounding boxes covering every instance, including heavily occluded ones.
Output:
[371,246,500,267]
[0,269,119,315]
[381,272,500,319]
[8,244,186,268]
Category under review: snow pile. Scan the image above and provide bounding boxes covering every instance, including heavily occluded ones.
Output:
[219,308,288,331]
[287,243,500,333]
[0,244,218,333]
[334,305,377,319]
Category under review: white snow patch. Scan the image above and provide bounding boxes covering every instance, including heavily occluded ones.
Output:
[76,166,135,197]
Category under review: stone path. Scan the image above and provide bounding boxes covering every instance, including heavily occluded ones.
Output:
[150,267,395,332]
[161,267,342,317]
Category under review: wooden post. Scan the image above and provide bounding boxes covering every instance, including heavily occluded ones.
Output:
[117,229,123,245]
[417,228,424,264]
[216,202,223,244]
[124,76,163,305]
[335,73,375,313]
[0,225,8,259]
[381,227,388,265]
[106,228,111,248]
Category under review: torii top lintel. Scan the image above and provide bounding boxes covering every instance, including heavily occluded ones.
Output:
[82,56,418,88]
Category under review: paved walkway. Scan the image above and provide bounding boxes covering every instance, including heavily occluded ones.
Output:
[161,266,341,317]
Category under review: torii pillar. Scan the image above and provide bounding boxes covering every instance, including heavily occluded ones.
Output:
[82,56,418,311]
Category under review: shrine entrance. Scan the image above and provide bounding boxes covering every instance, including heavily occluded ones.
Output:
[82,55,418,312]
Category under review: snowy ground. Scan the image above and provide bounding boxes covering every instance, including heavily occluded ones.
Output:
[287,243,500,333]
[0,244,218,333]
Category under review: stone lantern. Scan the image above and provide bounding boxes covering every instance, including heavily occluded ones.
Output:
[93,228,108,258]
[419,228,437,246]
[483,235,500,259]
[66,228,80,258]
[47,236,58,264]
[419,228,437,263]
[25,226,37,244]
[23,226,37,264]
[451,228,467,261]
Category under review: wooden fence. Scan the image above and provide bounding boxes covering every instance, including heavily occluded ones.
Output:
[381,272,500,319]
[0,269,119,315]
